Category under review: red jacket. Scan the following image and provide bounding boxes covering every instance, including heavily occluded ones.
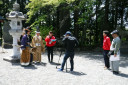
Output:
[103,36,111,50]
[45,35,56,47]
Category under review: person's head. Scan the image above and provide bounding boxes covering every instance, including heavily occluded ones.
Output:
[26,26,31,31]
[103,30,109,37]
[49,31,53,37]
[36,32,40,36]
[64,31,72,37]
[25,29,31,35]
[27,31,31,35]
[111,30,119,38]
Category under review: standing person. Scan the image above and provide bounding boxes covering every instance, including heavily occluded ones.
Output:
[20,28,31,66]
[109,30,120,74]
[45,31,56,63]
[103,30,111,69]
[58,31,79,72]
[32,29,45,63]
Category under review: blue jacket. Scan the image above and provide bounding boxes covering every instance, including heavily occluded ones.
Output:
[21,35,28,50]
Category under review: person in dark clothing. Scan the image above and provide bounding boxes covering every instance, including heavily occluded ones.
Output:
[58,31,79,72]
[19,27,32,45]
[20,27,31,66]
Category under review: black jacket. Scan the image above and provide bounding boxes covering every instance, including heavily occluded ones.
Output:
[62,36,79,52]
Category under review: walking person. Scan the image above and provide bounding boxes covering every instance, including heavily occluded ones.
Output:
[103,30,111,69]
[45,31,56,63]
[58,31,79,72]
[32,27,45,63]
[109,30,121,74]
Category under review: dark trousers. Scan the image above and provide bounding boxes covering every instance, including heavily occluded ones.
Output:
[103,50,110,68]
[47,46,53,62]
[61,52,74,71]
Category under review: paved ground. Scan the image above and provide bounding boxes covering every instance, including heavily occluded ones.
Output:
[0,47,128,85]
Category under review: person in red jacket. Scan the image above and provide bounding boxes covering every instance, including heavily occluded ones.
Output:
[45,31,56,63]
[103,30,111,69]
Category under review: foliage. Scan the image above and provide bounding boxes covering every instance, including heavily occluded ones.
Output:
[1,0,128,49]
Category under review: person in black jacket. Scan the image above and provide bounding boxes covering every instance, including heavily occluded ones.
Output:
[58,31,79,72]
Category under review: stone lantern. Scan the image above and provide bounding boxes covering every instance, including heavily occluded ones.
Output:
[4,2,27,61]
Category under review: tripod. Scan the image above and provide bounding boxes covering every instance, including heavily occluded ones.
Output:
[56,49,69,72]
[56,49,63,69]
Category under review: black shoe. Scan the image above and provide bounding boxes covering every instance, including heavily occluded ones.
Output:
[113,71,119,75]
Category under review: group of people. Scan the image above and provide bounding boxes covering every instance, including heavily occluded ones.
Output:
[20,27,56,66]
[19,27,79,72]
[103,30,120,74]
[19,26,121,74]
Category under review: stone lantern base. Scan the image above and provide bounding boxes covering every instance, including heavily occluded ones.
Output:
[3,29,22,63]
[3,57,20,63]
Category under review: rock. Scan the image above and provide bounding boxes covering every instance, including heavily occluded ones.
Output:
[3,21,13,48]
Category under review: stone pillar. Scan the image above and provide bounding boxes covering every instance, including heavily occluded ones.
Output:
[9,29,22,58]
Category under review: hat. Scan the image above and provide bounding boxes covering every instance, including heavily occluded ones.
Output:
[35,31,40,33]
[26,26,31,31]
[36,26,40,33]
[25,27,31,34]
[64,31,72,36]
[111,30,119,35]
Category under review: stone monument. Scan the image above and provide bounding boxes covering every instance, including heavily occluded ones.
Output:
[3,21,13,48]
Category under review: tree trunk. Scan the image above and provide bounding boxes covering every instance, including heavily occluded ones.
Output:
[104,0,110,30]
[59,3,71,37]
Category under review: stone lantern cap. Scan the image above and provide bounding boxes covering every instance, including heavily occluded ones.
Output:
[6,2,27,20]
[13,2,20,11]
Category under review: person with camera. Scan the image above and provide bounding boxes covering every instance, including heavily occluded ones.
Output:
[58,31,79,72]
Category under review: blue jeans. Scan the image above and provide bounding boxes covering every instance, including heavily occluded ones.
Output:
[61,52,74,71]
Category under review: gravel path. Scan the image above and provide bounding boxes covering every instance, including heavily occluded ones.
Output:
[0,47,128,85]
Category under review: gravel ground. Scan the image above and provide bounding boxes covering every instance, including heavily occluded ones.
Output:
[0,47,128,85]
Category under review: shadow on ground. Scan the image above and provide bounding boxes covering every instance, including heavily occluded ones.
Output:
[50,62,61,66]
[116,73,128,78]
[66,71,86,76]
[11,62,47,69]
[23,65,37,69]
[79,52,128,68]
[35,62,47,66]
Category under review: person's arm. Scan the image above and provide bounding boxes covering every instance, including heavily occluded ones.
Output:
[51,36,56,45]
[114,40,120,56]
[32,36,36,47]
[21,36,27,49]
[62,37,67,47]
[107,37,111,49]
[45,36,50,42]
